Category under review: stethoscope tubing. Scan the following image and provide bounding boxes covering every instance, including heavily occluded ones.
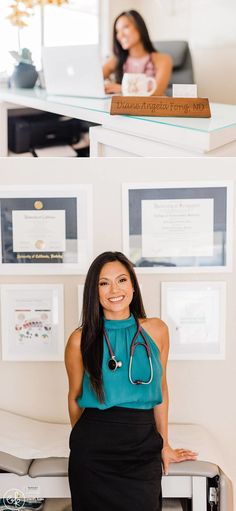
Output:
[129,325,153,384]
[128,354,153,385]
[103,318,153,384]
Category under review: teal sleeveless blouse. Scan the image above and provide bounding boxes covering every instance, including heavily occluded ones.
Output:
[77,314,163,410]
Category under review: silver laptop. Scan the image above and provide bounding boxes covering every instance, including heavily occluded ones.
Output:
[42,44,109,98]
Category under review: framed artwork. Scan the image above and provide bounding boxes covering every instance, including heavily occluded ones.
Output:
[161,281,226,360]
[77,284,84,324]
[122,181,233,273]
[0,185,93,274]
[1,284,64,361]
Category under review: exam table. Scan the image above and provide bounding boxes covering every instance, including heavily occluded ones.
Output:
[0,409,233,511]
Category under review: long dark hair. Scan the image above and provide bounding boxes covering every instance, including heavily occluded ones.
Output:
[80,251,146,403]
[113,10,157,83]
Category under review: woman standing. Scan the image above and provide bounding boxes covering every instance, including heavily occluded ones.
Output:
[65,251,197,511]
[103,10,172,96]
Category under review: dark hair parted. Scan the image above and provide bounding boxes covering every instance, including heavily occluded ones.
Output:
[80,251,146,403]
[113,10,157,83]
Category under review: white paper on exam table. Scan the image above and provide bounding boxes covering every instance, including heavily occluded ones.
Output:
[0,409,228,476]
[0,409,70,459]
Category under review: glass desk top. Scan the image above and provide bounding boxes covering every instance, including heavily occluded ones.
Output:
[1,87,236,134]
[45,94,236,133]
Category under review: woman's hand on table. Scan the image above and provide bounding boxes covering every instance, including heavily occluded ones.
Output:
[104,81,122,94]
[161,444,198,475]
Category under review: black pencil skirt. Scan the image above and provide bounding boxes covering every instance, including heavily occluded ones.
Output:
[68,406,163,511]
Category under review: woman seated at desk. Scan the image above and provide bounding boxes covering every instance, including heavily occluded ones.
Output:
[103,10,172,96]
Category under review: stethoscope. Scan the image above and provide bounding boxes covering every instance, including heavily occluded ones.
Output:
[103,319,153,385]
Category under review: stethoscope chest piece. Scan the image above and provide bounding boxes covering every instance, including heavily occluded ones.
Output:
[108,356,122,371]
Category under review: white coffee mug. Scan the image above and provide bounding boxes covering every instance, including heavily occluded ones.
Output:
[122,73,156,96]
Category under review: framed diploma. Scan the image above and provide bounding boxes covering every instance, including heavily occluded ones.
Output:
[1,284,64,361]
[0,185,93,274]
[161,281,226,360]
[122,181,233,273]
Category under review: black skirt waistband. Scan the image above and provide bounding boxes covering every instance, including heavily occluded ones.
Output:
[82,406,155,424]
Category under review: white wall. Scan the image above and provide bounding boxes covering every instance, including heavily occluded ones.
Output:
[107,0,236,104]
[0,156,235,500]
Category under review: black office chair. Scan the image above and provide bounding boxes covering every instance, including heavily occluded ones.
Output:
[153,40,194,96]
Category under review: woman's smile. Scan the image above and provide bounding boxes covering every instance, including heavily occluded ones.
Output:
[108,295,125,303]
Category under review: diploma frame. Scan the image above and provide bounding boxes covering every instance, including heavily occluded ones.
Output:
[161,281,226,360]
[1,284,64,361]
[122,181,233,273]
[0,185,93,274]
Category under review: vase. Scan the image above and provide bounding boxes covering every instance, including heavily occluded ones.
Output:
[10,62,38,89]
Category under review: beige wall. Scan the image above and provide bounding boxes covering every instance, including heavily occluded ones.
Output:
[107,0,236,104]
[0,157,235,498]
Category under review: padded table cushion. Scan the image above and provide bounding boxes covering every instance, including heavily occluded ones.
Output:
[29,457,68,478]
[168,460,219,478]
[29,458,218,478]
[0,450,32,476]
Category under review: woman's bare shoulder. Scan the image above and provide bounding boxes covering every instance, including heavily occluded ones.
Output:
[65,328,83,369]
[66,328,82,350]
[107,55,118,66]
[140,316,168,331]
[139,317,169,350]
[151,51,173,66]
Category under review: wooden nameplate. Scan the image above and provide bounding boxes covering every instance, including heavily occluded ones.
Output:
[110,96,211,118]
